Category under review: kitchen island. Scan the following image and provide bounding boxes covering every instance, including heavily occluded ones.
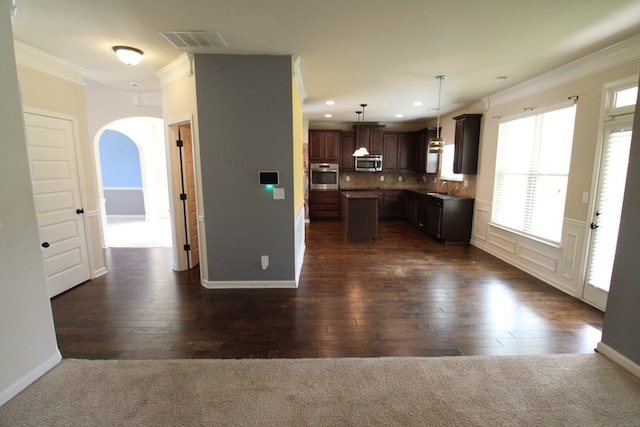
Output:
[341,192,380,241]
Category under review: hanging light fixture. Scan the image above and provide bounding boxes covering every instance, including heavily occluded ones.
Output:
[352,104,370,157]
[112,45,144,66]
[429,75,446,152]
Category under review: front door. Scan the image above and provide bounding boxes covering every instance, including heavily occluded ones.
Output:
[25,112,91,297]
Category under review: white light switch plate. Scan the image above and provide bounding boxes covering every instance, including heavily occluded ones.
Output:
[273,188,285,200]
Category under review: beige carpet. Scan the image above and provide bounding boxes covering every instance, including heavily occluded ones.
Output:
[2,354,640,426]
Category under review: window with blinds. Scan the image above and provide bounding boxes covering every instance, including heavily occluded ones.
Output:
[492,104,577,243]
[587,127,633,291]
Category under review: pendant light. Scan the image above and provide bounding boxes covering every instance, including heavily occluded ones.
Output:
[429,75,446,152]
[352,104,370,157]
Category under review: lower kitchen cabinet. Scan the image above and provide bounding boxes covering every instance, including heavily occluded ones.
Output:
[380,190,405,219]
[409,191,474,243]
[309,190,340,219]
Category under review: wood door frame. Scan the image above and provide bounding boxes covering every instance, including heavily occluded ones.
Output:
[167,117,205,275]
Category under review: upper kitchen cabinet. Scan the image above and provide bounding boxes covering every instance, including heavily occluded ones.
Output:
[353,124,384,155]
[340,131,356,171]
[309,130,341,162]
[452,114,482,174]
[383,132,412,172]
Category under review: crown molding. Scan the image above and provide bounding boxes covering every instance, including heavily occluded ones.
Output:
[155,53,194,89]
[483,33,640,109]
[292,56,306,104]
[13,40,87,85]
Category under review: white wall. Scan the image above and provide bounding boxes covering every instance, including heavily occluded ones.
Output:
[0,0,60,405]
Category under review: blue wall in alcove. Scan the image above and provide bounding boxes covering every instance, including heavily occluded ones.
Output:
[99,130,142,187]
[99,130,145,215]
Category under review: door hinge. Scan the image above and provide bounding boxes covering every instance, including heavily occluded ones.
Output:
[180,193,187,201]
[176,139,184,147]
[183,244,191,251]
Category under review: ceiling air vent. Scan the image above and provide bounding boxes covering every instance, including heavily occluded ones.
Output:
[159,31,229,49]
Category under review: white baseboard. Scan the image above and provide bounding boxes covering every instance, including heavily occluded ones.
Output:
[596,341,640,378]
[0,350,61,406]
[202,280,298,289]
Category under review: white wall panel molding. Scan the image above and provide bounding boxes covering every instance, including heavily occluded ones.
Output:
[487,230,517,254]
[518,244,559,273]
[294,204,306,285]
[472,208,588,297]
[471,199,491,242]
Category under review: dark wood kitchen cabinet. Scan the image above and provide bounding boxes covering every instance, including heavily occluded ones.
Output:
[353,124,384,155]
[309,130,340,163]
[380,190,405,219]
[383,132,412,172]
[452,114,482,174]
[340,131,355,171]
[426,195,474,243]
[407,191,474,243]
[309,190,340,219]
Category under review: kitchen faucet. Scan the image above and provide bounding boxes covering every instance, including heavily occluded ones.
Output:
[441,180,452,195]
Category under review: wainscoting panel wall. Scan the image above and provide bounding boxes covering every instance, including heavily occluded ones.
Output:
[471,199,588,298]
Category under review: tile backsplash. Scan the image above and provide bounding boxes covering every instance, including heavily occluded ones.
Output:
[339,171,476,199]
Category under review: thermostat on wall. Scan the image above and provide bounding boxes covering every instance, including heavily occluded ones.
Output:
[259,171,279,186]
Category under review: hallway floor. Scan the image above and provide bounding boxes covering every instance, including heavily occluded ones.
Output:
[106,216,172,248]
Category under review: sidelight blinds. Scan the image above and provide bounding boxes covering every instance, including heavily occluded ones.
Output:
[492,104,577,242]
[587,127,632,291]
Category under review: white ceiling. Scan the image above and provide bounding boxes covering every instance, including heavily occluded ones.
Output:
[10,0,640,125]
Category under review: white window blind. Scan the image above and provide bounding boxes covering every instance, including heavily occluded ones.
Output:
[492,104,576,242]
[587,126,633,291]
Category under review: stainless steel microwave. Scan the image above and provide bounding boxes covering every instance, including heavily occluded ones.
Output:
[355,155,383,172]
[310,163,339,190]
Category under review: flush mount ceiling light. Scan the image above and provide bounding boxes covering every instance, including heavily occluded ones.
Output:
[112,46,144,65]
[429,75,446,153]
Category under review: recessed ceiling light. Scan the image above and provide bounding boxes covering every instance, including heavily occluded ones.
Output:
[324,114,333,118]
[395,114,404,118]
[413,101,423,106]
[325,100,335,105]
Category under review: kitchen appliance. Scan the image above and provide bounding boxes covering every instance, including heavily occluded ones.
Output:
[355,155,383,172]
[310,163,339,190]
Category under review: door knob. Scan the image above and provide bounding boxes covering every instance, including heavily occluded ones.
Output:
[590,222,599,230]
[76,208,84,214]
[41,242,50,248]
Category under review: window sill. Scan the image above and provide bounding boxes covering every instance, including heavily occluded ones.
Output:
[488,222,562,249]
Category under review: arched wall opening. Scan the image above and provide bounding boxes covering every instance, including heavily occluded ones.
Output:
[94,117,171,248]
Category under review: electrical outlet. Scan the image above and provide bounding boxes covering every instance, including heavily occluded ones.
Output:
[398,176,403,182]
[380,175,385,181]
[261,255,269,270]
[346,176,350,182]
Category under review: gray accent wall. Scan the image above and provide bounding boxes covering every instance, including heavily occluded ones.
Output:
[194,55,295,282]
[601,73,640,365]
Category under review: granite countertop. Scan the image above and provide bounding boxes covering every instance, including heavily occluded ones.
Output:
[340,187,472,200]
[341,191,381,199]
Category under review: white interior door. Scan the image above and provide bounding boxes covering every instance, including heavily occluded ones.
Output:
[25,112,91,298]
[583,123,633,310]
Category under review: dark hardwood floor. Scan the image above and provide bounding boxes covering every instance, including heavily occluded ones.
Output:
[51,220,604,359]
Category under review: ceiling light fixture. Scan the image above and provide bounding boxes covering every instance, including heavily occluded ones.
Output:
[352,104,370,157]
[429,75,446,153]
[112,45,144,66]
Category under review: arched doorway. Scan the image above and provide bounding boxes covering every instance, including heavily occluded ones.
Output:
[94,117,171,249]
